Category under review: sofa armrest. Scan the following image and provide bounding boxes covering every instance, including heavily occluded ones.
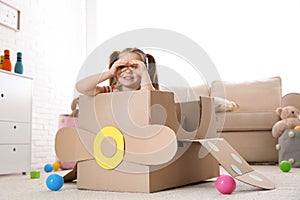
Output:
[281,93,300,108]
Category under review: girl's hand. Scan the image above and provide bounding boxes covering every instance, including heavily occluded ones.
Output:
[109,59,129,76]
[128,60,147,76]
[128,60,154,90]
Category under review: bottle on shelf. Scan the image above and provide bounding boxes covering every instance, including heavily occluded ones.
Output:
[0,55,3,69]
[14,52,23,74]
[2,49,12,72]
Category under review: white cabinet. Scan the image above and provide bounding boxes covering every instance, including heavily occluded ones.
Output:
[0,70,32,174]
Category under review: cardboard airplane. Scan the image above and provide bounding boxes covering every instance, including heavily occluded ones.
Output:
[55,90,275,192]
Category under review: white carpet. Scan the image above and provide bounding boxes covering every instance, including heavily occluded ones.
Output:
[0,165,299,200]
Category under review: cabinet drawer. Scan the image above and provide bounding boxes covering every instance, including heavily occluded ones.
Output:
[0,144,30,174]
[0,71,32,122]
[0,121,31,144]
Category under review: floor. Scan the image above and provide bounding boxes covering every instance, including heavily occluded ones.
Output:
[0,165,299,200]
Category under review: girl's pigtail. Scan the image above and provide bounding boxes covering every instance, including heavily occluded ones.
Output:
[146,54,159,90]
[108,51,120,86]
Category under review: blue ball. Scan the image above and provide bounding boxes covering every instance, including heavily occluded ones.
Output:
[44,164,53,173]
[46,174,64,191]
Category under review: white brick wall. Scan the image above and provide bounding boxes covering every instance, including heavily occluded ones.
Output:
[0,0,86,169]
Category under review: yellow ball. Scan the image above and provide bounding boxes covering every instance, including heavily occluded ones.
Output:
[294,126,300,130]
[52,162,61,171]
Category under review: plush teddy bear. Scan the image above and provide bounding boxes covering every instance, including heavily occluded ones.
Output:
[272,106,300,138]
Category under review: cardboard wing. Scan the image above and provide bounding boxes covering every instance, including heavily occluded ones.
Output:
[55,125,178,166]
[182,138,275,190]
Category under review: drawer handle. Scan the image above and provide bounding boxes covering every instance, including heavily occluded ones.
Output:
[13,125,17,129]
[0,93,4,98]
[13,148,16,152]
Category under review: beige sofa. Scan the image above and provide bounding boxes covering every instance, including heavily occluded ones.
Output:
[210,77,282,163]
[162,76,285,163]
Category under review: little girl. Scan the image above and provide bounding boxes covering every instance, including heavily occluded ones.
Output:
[76,48,159,95]
[64,48,159,182]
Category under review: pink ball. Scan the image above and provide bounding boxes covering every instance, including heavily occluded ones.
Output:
[216,175,236,194]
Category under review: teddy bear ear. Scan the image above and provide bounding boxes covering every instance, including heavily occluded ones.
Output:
[276,107,283,115]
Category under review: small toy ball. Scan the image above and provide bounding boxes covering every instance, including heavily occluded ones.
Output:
[279,160,292,172]
[46,174,64,191]
[294,126,300,130]
[44,164,53,173]
[216,175,236,194]
[52,162,61,171]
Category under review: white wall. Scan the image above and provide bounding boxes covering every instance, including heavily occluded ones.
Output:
[95,0,300,95]
[0,0,86,169]
[0,0,299,170]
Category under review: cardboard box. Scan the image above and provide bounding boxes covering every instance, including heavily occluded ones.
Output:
[77,143,219,192]
[55,90,275,192]
[56,90,219,192]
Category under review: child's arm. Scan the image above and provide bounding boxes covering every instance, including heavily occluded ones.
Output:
[76,60,128,95]
[75,71,112,96]
[140,70,155,90]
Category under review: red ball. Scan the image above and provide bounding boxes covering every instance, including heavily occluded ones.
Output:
[216,175,236,194]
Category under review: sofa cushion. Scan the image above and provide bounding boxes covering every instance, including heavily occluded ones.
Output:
[211,77,282,112]
[216,111,280,132]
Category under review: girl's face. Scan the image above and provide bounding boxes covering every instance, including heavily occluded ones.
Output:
[117,52,144,90]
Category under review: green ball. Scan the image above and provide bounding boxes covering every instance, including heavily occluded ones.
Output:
[279,161,291,172]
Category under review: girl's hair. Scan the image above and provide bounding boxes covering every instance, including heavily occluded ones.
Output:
[108,48,159,90]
